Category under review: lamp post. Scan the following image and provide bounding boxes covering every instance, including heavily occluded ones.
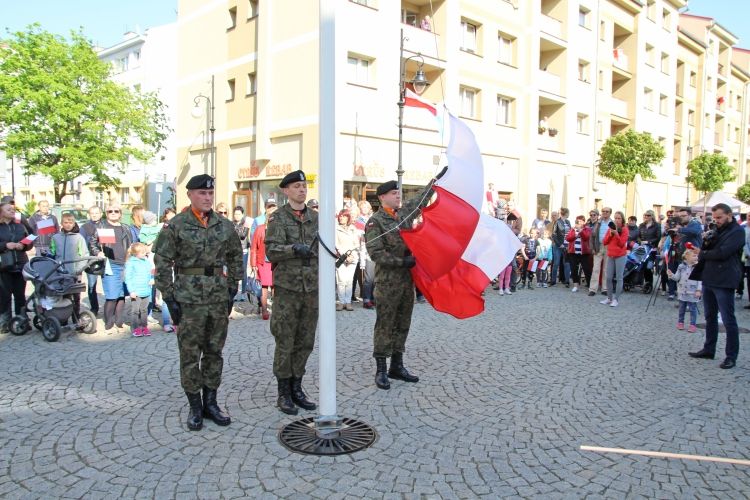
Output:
[397,29,429,199]
[191,75,216,178]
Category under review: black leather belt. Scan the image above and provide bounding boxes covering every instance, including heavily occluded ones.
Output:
[176,266,223,276]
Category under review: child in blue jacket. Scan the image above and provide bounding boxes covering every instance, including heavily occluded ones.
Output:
[124,242,154,337]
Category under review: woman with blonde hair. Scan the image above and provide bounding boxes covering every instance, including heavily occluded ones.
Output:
[335,209,359,311]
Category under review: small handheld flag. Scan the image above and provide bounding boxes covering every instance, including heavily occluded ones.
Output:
[36,218,56,235]
[97,228,116,244]
[20,234,37,245]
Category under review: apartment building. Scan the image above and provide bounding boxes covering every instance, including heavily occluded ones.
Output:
[175,0,750,220]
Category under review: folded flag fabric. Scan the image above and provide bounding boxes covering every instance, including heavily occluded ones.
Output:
[527,260,539,272]
[35,218,56,235]
[97,228,116,244]
[20,234,38,245]
[538,260,549,271]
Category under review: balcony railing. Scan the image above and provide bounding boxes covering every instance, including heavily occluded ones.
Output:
[402,23,440,61]
[612,49,629,72]
[609,96,627,117]
[537,70,562,96]
[541,14,563,39]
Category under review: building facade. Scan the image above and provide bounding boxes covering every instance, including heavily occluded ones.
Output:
[175,0,750,222]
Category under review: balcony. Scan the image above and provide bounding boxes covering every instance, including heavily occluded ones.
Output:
[402,23,441,62]
[537,70,563,97]
[612,49,629,72]
[541,14,564,40]
[609,96,627,118]
[538,134,561,152]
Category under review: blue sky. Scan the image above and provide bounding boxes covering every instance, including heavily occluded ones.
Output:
[2,0,177,48]
[1,0,748,49]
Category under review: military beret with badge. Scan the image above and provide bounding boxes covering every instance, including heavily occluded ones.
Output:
[186,174,215,190]
[376,180,399,197]
[279,170,307,188]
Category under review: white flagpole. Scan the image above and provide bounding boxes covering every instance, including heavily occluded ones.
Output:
[317,0,338,423]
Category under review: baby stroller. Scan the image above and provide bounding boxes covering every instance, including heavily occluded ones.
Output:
[9,255,105,342]
[622,243,657,294]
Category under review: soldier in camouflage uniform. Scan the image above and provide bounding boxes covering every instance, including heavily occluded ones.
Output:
[153,174,243,431]
[265,170,319,415]
[365,180,423,390]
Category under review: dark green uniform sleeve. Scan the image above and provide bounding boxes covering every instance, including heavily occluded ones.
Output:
[153,223,177,300]
[225,223,244,283]
[265,213,296,262]
[365,215,406,268]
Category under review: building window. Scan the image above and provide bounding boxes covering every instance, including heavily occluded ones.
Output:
[460,86,478,119]
[133,50,141,62]
[248,0,259,18]
[228,7,238,30]
[660,52,669,74]
[120,188,130,204]
[401,8,418,26]
[687,109,695,126]
[599,20,606,40]
[598,70,604,90]
[461,20,479,53]
[662,8,671,30]
[246,72,256,95]
[647,0,656,21]
[578,60,590,82]
[738,94,743,110]
[645,44,655,66]
[226,78,236,101]
[347,55,372,86]
[496,95,514,126]
[644,88,653,111]
[735,127,741,143]
[689,71,697,87]
[597,120,604,140]
[576,113,589,134]
[659,94,668,115]
[498,32,516,65]
[578,8,590,28]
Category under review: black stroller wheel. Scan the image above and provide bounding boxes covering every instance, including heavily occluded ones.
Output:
[9,316,30,336]
[33,315,43,331]
[643,283,653,294]
[78,310,97,334]
[42,317,62,342]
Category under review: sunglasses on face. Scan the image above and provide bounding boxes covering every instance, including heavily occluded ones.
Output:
[107,210,121,214]
[218,211,228,214]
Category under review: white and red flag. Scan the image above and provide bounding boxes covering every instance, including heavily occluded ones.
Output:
[35,218,56,235]
[400,109,521,318]
[20,234,37,245]
[97,228,116,244]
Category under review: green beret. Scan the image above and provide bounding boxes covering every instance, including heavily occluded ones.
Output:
[279,170,306,188]
[186,174,215,190]
[376,180,398,197]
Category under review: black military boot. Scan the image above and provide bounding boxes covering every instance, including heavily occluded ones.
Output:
[388,352,419,383]
[375,357,390,390]
[290,377,317,410]
[185,392,203,431]
[277,378,298,415]
[202,386,231,426]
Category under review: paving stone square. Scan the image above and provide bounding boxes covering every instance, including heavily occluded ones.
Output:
[1,287,749,498]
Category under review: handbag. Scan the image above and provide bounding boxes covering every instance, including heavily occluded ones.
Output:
[0,250,17,271]
[247,269,262,298]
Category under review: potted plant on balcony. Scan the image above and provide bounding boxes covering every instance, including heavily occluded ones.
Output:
[548,127,558,137]
[538,126,546,134]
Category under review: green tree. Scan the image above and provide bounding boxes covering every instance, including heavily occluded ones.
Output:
[686,152,734,214]
[597,129,665,185]
[0,25,169,203]
[737,181,750,204]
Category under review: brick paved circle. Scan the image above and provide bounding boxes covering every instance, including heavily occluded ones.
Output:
[1,288,749,498]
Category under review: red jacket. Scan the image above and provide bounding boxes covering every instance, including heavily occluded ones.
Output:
[250,224,267,267]
[602,225,629,257]
[565,227,592,254]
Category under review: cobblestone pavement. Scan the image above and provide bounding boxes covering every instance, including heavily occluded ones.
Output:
[1,286,749,499]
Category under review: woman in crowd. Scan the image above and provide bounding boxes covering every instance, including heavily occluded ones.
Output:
[250,203,276,320]
[0,201,33,333]
[600,210,629,307]
[232,206,250,300]
[334,209,359,311]
[566,215,592,293]
[129,205,144,243]
[638,209,662,292]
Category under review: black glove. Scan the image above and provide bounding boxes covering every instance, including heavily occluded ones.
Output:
[165,299,181,326]
[402,255,416,268]
[292,243,312,258]
[228,287,238,315]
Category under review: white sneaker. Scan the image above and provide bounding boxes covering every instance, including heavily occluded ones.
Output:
[610,299,619,307]
[571,286,578,293]
[504,288,512,295]
[600,298,611,305]
[498,289,504,296]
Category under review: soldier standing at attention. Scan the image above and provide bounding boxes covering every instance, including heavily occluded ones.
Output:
[365,180,420,390]
[265,170,319,415]
[153,174,243,431]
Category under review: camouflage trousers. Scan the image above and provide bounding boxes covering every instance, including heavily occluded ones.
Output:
[177,303,229,393]
[270,287,318,378]
[372,280,414,357]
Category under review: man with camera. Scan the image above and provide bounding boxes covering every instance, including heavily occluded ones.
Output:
[662,208,703,299]
[688,203,744,369]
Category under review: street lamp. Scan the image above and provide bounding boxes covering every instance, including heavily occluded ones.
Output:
[192,75,216,178]
[397,29,430,199]
[685,130,693,207]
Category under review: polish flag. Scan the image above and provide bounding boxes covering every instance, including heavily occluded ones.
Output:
[14,212,21,223]
[401,112,521,319]
[20,234,37,245]
[35,218,56,235]
[97,228,116,244]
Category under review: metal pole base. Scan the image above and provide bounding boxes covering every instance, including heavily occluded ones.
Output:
[278,417,377,455]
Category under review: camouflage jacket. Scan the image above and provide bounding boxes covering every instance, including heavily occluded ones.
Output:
[265,204,318,293]
[365,207,414,285]
[153,209,243,304]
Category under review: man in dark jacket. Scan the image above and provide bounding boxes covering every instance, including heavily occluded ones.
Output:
[689,203,744,369]
[79,205,103,315]
[551,208,571,286]
[28,200,59,255]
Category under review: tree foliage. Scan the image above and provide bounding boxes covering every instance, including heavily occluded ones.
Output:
[687,152,734,195]
[0,25,169,202]
[597,129,665,185]
[737,181,750,204]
